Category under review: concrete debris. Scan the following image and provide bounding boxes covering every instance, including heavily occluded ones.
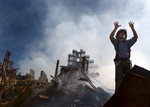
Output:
[0,49,111,107]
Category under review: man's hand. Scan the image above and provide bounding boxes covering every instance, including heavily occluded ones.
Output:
[129,21,134,29]
[129,21,138,40]
[109,21,121,41]
[114,21,121,29]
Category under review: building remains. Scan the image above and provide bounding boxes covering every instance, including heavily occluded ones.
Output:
[0,49,111,107]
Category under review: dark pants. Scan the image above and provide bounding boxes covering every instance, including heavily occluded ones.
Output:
[115,60,132,91]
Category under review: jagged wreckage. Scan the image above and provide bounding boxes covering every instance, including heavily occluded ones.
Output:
[0,49,111,107]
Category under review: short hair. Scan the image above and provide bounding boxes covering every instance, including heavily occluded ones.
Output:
[116,29,127,39]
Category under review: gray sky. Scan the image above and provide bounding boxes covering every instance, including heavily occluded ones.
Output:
[0,0,149,90]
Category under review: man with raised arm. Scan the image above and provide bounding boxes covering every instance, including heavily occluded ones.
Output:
[109,21,138,91]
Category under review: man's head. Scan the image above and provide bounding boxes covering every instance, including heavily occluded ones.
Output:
[116,29,127,40]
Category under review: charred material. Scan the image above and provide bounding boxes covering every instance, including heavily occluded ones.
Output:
[0,50,50,107]
[0,49,111,107]
[20,49,111,107]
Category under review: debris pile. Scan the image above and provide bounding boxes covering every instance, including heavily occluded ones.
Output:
[0,50,50,107]
[21,49,111,107]
[0,49,111,107]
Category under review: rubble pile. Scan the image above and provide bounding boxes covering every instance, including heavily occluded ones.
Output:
[0,50,50,107]
[0,49,111,107]
[21,83,110,107]
[20,49,111,107]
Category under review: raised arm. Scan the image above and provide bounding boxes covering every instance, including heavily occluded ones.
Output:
[129,22,138,41]
[109,21,121,41]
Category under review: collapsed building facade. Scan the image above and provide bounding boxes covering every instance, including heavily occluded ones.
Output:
[0,49,111,107]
